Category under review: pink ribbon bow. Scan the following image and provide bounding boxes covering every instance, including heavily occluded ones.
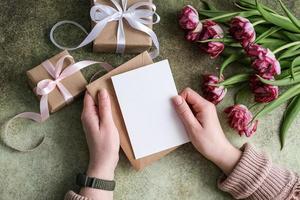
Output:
[3,55,113,152]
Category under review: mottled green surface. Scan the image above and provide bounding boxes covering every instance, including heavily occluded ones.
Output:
[1,0,300,199]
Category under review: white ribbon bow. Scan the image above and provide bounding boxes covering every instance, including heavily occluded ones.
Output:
[50,0,160,59]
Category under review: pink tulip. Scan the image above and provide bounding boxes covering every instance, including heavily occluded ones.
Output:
[245,44,281,77]
[229,16,256,47]
[200,42,225,59]
[224,104,258,137]
[245,43,268,59]
[179,5,200,30]
[199,20,225,58]
[249,76,279,103]
[185,30,201,42]
[252,49,281,77]
[202,75,227,105]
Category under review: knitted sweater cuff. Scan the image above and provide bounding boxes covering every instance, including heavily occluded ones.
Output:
[64,191,91,200]
[218,143,295,200]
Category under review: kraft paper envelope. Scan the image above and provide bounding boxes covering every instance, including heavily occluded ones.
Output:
[86,51,177,170]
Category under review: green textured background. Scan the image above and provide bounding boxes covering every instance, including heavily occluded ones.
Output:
[1,0,300,199]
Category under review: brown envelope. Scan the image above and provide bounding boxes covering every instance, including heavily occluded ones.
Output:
[86,51,176,170]
[92,0,152,53]
[26,50,88,113]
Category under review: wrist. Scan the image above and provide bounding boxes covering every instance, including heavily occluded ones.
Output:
[211,142,242,175]
[87,163,116,180]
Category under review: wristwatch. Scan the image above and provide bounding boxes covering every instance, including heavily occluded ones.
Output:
[76,173,116,191]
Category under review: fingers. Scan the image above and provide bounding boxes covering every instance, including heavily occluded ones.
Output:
[172,95,202,133]
[83,92,98,115]
[180,88,211,113]
[180,88,217,127]
[97,89,114,124]
[82,92,100,133]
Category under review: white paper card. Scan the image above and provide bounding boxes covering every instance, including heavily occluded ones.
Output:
[112,60,189,159]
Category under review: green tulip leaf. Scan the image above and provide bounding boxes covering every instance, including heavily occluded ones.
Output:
[201,1,217,11]
[278,45,300,60]
[255,27,282,43]
[256,0,300,33]
[277,66,300,79]
[255,25,288,40]
[291,56,300,79]
[283,31,300,41]
[278,0,300,31]
[258,72,300,86]
[239,0,277,14]
[257,38,286,51]
[234,85,254,105]
[219,53,242,77]
[280,95,300,149]
[279,60,292,70]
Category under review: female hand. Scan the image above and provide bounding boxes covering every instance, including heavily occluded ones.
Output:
[81,89,120,180]
[172,88,241,175]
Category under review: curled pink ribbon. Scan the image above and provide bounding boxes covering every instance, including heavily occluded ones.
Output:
[2,55,113,152]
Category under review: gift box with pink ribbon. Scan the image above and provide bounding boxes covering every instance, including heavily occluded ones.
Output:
[3,51,113,152]
[26,51,88,114]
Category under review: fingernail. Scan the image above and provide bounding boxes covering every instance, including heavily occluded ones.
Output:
[98,89,108,100]
[172,95,183,106]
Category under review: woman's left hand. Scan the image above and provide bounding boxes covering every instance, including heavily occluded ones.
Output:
[81,89,120,180]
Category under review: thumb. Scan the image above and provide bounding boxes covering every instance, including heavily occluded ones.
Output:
[98,89,114,124]
[172,95,201,131]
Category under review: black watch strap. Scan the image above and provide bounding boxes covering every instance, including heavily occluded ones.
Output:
[76,173,116,191]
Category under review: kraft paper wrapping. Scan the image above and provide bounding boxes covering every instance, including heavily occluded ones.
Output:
[26,50,88,113]
[92,0,152,53]
[86,51,176,170]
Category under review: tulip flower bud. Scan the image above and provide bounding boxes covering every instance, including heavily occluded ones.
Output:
[245,44,281,77]
[229,16,256,47]
[202,75,227,105]
[224,104,258,137]
[199,20,225,58]
[179,5,200,30]
[252,49,281,77]
[245,43,268,59]
[249,75,279,103]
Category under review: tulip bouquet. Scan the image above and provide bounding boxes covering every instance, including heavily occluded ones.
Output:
[179,0,300,149]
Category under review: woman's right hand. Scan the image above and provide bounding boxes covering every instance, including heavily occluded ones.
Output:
[172,88,242,175]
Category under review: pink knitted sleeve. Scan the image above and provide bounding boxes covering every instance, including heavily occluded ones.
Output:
[218,143,300,200]
[64,191,91,200]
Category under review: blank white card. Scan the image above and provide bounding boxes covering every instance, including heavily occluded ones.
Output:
[112,60,189,159]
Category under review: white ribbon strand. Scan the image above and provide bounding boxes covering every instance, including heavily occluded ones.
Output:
[50,0,160,59]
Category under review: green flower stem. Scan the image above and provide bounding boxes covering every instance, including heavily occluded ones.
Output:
[208,12,239,21]
[273,41,300,54]
[197,38,235,43]
[217,73,250,87]
[252,20,266,26]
